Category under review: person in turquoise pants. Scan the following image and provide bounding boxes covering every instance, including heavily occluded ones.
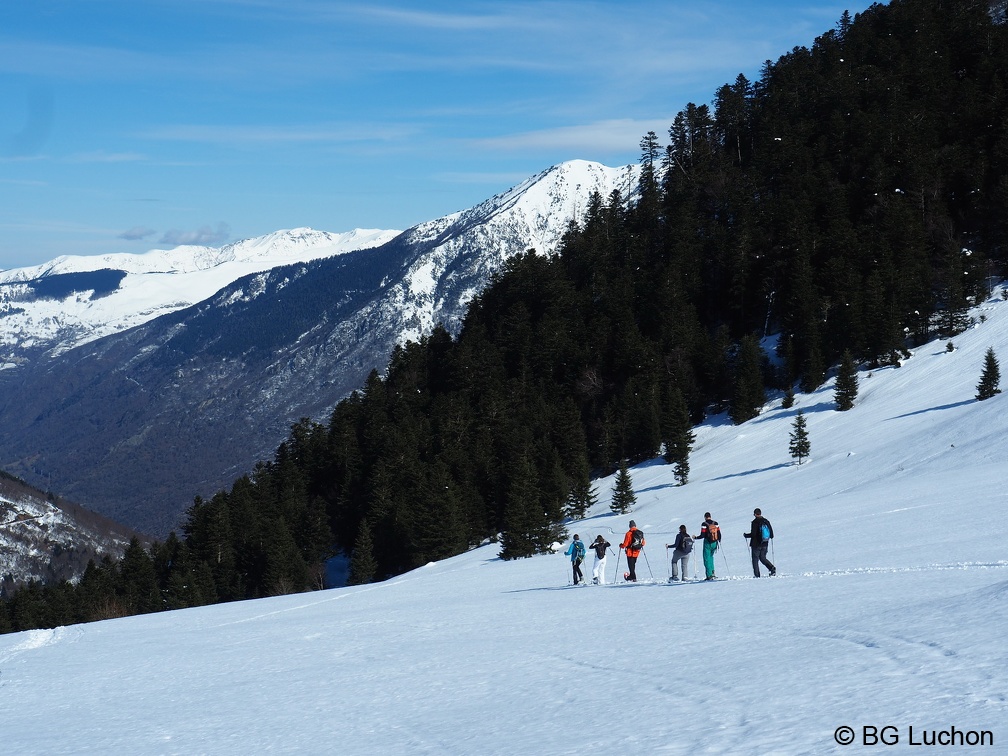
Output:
[694,512,721,580]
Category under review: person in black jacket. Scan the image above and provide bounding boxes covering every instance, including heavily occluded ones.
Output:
[589,535,611,584]
[665,524,693,581]
[743,508,776,577]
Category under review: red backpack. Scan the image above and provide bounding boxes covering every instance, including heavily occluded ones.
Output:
[705,522,720,543]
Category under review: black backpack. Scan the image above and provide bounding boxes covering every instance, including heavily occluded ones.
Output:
[630,529,644,550]
[680,533,694,554]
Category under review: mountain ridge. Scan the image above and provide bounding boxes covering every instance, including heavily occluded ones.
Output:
[0,160,639,536]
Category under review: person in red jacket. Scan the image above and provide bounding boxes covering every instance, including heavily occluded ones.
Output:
[620,520,645,582]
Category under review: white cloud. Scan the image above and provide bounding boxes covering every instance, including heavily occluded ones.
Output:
[159,223,230,247]
[118,226,157,241]
[471,118,675,154]
[140,123,416,145]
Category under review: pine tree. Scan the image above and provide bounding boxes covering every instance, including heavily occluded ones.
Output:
[729,334,766,424]
[347,518,377,585]
[789,410,811,465]
[976,347,1002,401]
[609,460,637,514]
[499,453,543,560]
[662,387,694,486]
[564,471,597,521]
[834,349,859,411]
[781,385,796,409]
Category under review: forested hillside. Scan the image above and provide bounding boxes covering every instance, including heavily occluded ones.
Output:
[3,0,1006,632]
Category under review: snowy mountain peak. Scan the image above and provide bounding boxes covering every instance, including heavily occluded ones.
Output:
[0,226,401,363]
[0,226,399,281]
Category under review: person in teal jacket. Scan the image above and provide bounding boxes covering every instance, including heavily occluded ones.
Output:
[564,534,586,585]
[694,512,721,580]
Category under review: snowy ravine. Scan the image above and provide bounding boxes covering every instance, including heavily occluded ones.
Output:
[2,291,1007,754]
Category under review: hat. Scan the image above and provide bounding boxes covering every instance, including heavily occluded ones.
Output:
[629,520,636,527]
[754,508,762,515]
[573,534,579,540]
[704,512,711,518]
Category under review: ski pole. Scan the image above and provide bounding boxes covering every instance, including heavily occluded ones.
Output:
[720,544,731,577]
[613,549,621,584]
[641,547,654,580]
[665,545,671,581]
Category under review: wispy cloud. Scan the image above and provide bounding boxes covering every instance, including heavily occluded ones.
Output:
[139,123,417,145]
[471,118,675,154]
[159,223,230,247]
[119,226,157,241]
[69,151,146,163]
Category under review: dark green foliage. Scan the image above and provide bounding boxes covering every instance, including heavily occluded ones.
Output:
[976,347,1002,401]
[789,411,811,465]
[834,350,859,411]
[730,335,767,424]
[781,385,796,409]
[347,518,378,584]
[609,461,637,515]
[662,386,695,485]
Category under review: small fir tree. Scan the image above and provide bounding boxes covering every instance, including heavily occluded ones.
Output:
[834,349,859,411]
[609,460,637,514]
[781,385,796,409]
[789,410,811,465]
[662,388,695,486]
[730,334,766,424]
[564,472,597,521]
[976,347,1002,401]
[347,518,377,585]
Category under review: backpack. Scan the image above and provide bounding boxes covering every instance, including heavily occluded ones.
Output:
[575,540,585,561]
[680,533,694,554]
[760,522,771,542]
[630,529,644,551]
[706,522,720,543]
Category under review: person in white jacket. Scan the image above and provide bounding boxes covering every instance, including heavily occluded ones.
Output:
[589,535,611,584]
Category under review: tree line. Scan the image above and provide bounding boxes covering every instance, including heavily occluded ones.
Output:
[2,0,1006,633]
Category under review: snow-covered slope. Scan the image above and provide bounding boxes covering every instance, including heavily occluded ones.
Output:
[0,476,136,587]
[0,227,399,365]
[2,290,1005,754]
[387,159,638,341]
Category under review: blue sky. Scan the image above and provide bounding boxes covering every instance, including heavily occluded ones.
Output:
[1,1,855,269]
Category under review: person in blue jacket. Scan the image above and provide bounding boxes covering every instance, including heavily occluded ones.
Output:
[564,534,586,585]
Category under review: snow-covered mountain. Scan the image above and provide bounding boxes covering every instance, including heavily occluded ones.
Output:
[0,473,137,589]
[2,286,1005,755]
[0,160,640,536]
[0,227,400,367]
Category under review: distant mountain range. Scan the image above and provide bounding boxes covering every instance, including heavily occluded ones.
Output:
[0,227,400,367]
[0,160,639,536]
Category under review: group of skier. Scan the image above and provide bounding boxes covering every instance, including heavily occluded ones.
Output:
[563,509,776,584]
